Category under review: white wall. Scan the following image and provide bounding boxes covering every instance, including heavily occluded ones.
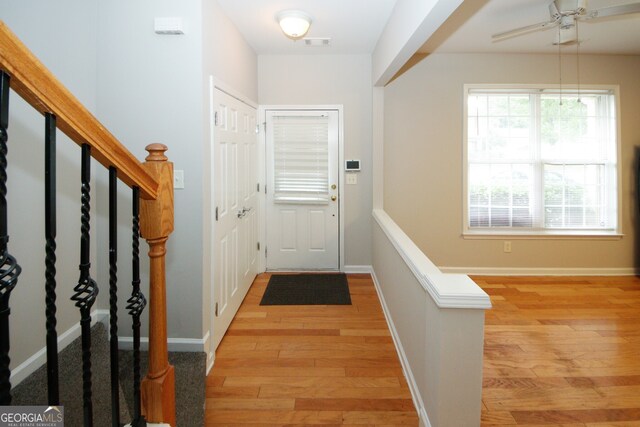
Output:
[384,53,640,271]
[258,54,373,267]
[371,0,463,85]
[0,0,99,372]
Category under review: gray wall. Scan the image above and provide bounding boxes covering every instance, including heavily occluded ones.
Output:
[1,0,259,369]
[202,0,257,101]
[201,0,258,354]
[384,53,640,270]
[95,0,258,345]
[95,0,205,340]
[258,54,373,266]
[0,0,99,371]
[372,218,485,426]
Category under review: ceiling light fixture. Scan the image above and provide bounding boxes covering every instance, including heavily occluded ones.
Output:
[276,10,311,40]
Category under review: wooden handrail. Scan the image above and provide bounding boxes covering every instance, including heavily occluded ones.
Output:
[0,20,158,199]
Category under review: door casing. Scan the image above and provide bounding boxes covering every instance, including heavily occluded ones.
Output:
[258,105,345,273]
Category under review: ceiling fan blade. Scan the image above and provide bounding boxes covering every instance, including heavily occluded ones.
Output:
[492,20,559,41]
[581,2,640,20]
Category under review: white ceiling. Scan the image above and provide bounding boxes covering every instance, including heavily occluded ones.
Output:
[216,0,640,57]
[432,0,640,54]
[216,0,397,54]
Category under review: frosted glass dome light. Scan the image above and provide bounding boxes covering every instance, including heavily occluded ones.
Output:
[277,10,312,40]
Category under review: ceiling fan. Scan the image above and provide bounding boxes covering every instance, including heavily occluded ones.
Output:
[492,0,640,45]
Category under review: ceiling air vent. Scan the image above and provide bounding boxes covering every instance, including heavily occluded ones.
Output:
[303,38,331,47]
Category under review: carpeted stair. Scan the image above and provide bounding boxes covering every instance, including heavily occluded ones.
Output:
[12,322,205,427]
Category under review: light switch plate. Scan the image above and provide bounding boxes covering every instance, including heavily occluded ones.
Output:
[346,174,357,185]
[174,169,185,189]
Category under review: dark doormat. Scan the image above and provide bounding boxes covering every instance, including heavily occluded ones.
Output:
[260,273,351,305]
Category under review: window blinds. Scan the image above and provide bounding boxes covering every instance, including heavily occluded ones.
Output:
[273,115,329,204]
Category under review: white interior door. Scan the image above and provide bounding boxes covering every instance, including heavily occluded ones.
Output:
[265,110,340,270]
[212,88,259,349]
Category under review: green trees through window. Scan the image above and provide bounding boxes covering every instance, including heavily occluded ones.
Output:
[465,87,617,234]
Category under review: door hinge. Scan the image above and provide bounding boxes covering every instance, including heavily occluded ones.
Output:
[255,124,260,134]
[215,302,219,317]
[215,206,219,221]
[263,122,267,132]
[264,185,267,194]
[257,242,260,251]
[265,246,268,258]
[214,111,219,126]
[257,183,260,192]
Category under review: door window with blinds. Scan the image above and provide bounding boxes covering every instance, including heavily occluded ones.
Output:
[463,85,620,236]
[272,115,330,204]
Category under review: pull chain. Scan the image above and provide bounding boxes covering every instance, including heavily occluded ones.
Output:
[576,20,581,104]
[558,25,563,106]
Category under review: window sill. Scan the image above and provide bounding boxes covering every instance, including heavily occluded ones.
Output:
[462,230,623,240]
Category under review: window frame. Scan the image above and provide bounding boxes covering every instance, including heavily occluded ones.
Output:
[462,84,622,239]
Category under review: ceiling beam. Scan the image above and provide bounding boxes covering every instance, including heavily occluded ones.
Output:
[371,0,464,87]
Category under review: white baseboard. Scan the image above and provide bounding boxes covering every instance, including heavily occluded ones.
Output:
[439,266,639,276]
[206,353,215,376]
[118,335,207,352]
[343,265,372,274]
[10,309,109,387]
[202,331,215,375]
[370,269,431,427]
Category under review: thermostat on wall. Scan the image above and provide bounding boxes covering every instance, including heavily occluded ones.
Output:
[345,160,360,171]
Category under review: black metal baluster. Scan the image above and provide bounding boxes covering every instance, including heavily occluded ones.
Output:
[126,187,146,427]
[44,113,59,405]
[71,144,98,427]
[108,167,120,427]
[0,71,21,405]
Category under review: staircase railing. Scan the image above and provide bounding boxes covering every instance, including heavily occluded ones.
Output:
[0,20,176,426]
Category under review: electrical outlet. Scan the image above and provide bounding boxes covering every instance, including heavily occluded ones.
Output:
[504,241,512,253]
[174,169,185,189]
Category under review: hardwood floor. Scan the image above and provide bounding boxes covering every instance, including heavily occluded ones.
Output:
[205,273,419,426]
[206,274,640,426]
[474,275,640,427]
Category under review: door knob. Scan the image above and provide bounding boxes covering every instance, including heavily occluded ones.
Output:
[331,196,337,201]
[237,206,252,218]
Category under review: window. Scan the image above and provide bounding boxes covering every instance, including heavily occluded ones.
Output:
[273,115,330,203]
[464,86,619,236]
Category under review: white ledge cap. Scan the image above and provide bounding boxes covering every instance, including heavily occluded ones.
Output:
[373,209,491,310]
[425,273,492,309]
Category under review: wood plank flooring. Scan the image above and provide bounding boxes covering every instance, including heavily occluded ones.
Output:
[475,275,640,427]
[206,273,419,426]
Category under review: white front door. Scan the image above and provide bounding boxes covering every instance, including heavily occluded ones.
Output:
[212,88,259,349]
[265,110,340,270]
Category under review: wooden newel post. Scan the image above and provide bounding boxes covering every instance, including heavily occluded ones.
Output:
[139,143,176,426]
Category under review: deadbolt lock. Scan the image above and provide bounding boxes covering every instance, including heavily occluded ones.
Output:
[331,184,336,189]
